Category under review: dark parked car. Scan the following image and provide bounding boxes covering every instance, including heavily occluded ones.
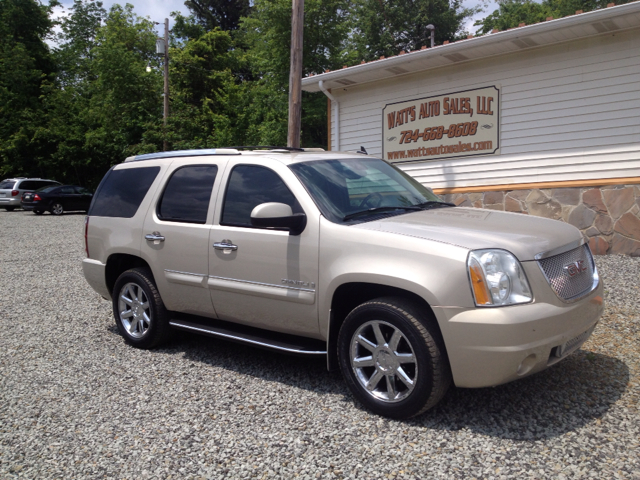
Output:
[22,185,93,215]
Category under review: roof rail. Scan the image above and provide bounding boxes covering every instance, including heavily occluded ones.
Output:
[226,146,325,152]
[227,145,304,151]
[125,148,241,162]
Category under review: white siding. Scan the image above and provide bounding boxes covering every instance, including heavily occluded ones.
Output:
[329,28,640,189]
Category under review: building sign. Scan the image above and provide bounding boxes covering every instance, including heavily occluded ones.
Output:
[382,86,500,163]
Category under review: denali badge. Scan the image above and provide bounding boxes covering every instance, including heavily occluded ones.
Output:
[281,279,316,289]
[563,260,587,277]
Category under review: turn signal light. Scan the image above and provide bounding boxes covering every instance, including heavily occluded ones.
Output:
[469,261,491,305]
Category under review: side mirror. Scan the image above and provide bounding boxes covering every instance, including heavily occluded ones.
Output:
[250,202,306,236]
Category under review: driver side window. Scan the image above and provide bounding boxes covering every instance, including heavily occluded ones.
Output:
[221,165,301,227]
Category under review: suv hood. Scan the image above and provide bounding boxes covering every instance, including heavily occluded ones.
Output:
[353,207,582,261]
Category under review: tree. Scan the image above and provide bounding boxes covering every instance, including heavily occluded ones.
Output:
[184,0,251,31]
[474,0,637,34]
[348,0,479,61]
[38,2,162,187]
[0,0,58,178]
[237,0,352,147]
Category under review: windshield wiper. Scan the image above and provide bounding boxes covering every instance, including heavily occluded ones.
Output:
[415,201,456,209]
[343,206,422,221]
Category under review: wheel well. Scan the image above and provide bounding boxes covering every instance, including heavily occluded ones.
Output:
[327,283,443,371]
[105,254,152,296]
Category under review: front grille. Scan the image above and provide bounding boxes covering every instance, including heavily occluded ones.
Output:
[537,244,596,301]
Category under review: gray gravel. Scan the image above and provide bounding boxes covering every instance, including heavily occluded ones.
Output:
[1,210,639,479]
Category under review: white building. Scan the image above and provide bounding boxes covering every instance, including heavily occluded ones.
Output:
[302,1,640,255]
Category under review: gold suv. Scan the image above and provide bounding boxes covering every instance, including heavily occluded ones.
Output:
[82,147,603,418]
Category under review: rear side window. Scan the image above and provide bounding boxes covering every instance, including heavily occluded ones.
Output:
[89,166,160,218]
[157,165,218,224]
[221,165,300,227]
[18,181,36,190]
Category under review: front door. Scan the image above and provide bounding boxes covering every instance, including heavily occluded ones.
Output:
[208,163,320,337]
[141,160,224,317]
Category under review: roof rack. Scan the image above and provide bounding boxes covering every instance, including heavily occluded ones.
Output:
[125,148,241,162]
[228,146,304,151]
[227,146,326,152]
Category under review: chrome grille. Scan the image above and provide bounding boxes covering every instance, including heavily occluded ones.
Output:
[537,244,596,301]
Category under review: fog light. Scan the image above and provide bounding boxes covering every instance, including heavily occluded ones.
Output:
[517,354,537,376]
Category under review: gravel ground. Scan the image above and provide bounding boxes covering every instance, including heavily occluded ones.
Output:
[0,210,638,479]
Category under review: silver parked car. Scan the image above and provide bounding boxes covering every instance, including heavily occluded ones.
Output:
[0,178,61,211]
[82,148,604,418]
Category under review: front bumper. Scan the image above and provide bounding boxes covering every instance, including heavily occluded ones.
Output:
[433,279,604,388]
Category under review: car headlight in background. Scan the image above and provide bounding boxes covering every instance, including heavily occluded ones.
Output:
[468,249,532,306]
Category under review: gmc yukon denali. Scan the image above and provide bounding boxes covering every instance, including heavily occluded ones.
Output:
[82,147,604,418]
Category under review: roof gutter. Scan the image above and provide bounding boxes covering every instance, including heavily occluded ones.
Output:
[318,80,339,151]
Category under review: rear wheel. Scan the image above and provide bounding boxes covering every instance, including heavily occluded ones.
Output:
[112,267,172,349]
[338,297,451,419]
[50,203,63,215]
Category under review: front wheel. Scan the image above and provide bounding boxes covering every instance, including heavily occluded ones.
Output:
[50,203,64,215]
[338,297,451,419]
[112,267,172,349]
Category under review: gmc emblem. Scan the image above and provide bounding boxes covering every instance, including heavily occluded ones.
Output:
[563,260,587,277]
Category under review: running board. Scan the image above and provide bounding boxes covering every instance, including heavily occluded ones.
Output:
[169,318,327,356]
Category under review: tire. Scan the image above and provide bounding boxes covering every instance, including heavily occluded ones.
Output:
[4,206,15,212]
[112,267,172,349]
[337,297,451,419]
[50,203,64,215]
[34,210,44,215]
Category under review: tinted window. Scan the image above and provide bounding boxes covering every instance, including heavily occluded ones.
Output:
[89,166,160,218]
[18,181,36,190]
[75,187,91,194]
[158,165,218,224]
[37,186,59,193]
[60,186,75,194]
[222,165,300,227]
[0,180,16,189]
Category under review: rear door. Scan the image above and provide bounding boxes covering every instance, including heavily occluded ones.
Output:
[57,186,80,210]
[141,158,228,317]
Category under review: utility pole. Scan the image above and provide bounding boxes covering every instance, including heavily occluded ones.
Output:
[287,0,304,148]
[163,18,169,151]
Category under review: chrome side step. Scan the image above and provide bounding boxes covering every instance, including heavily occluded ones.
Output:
[169,318,327,356]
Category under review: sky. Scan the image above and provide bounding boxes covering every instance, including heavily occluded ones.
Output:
[51,0,498,41]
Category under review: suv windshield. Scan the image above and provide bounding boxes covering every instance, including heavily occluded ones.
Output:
[290,157,451,223]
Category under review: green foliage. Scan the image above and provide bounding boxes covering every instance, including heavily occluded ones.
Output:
[474,0,636,34]
[348,0,479,61]
[0,0,481,186]
[185,0,251,31]
[0,0,58,178]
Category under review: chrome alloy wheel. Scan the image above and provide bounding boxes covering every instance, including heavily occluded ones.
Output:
[51,203,63,215]
[350,320,417,403]
[118,282,151,338]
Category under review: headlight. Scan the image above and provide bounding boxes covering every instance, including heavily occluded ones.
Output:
[467,249,532,306]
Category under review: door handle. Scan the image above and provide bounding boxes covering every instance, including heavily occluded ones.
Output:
[145,232,165,242]
[213,240,238,252]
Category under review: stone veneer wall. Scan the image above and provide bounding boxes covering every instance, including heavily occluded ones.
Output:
[441,185,640,256]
